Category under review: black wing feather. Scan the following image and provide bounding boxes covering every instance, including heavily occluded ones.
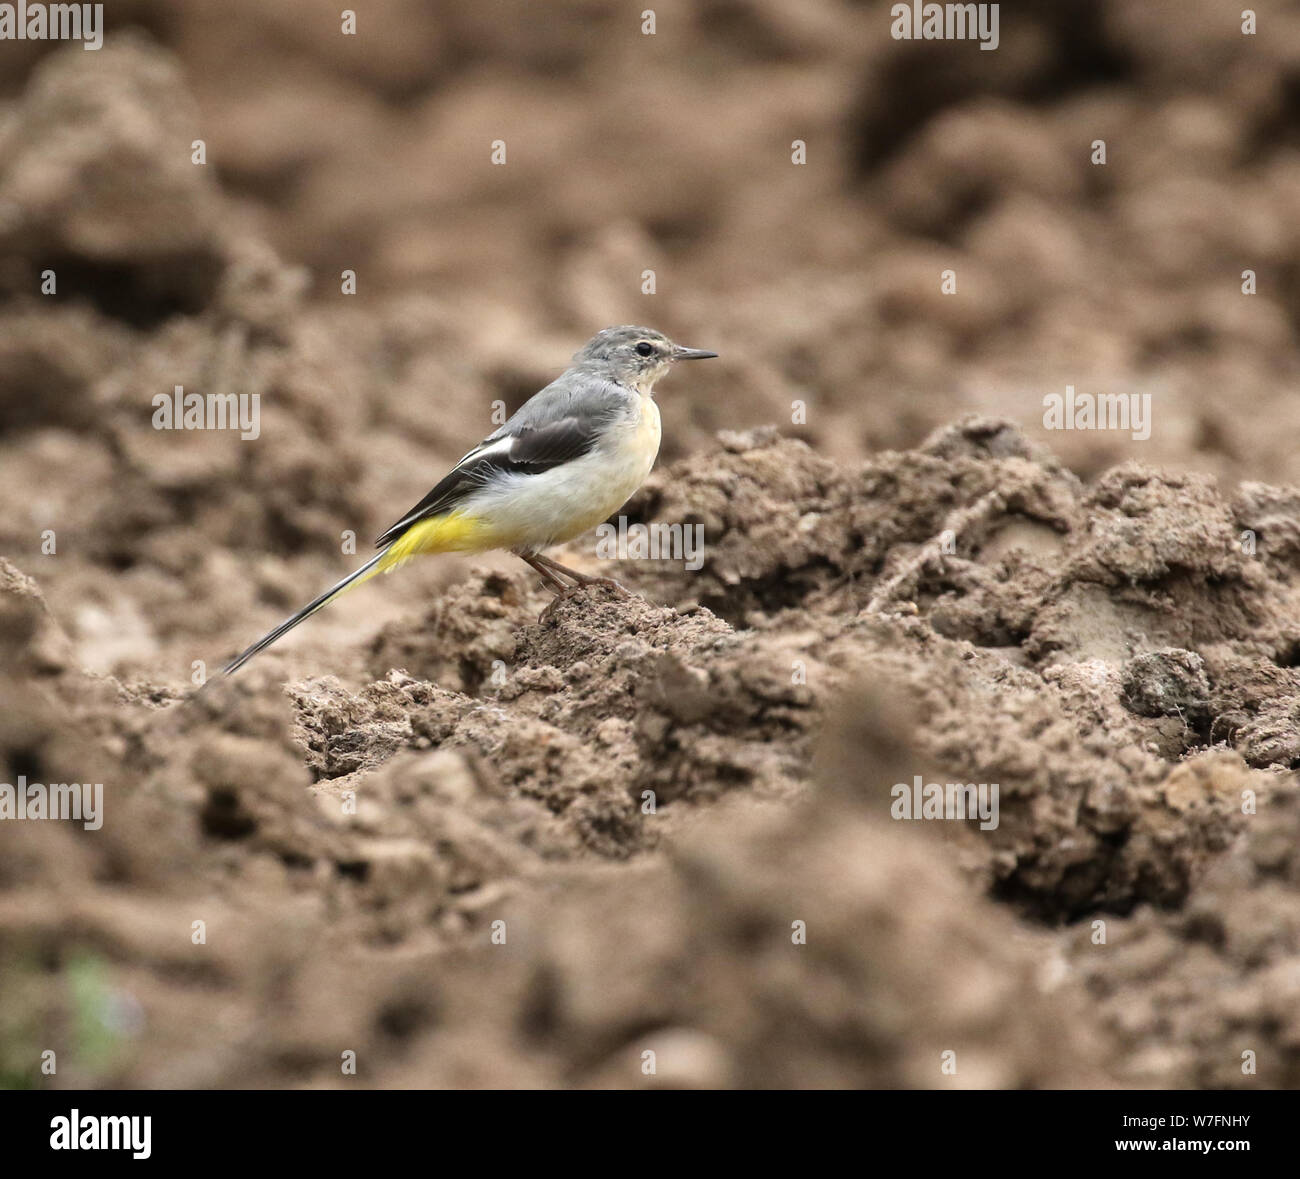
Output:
[375,416,600,547]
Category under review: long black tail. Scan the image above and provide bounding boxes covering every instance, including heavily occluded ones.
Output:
[222,549,389,676]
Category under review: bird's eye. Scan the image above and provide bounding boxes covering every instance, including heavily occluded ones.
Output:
[635,342,654,357]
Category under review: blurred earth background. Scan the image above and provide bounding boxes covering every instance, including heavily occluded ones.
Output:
[3,0,1300,1088]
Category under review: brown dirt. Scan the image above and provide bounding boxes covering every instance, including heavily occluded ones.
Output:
[3,3,1300,1089]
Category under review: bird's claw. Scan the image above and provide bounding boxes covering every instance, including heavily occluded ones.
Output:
[538,577,630,624]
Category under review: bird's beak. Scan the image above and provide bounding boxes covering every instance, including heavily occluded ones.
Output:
[672,344,719,361]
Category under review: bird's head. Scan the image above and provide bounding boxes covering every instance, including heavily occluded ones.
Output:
[573,325,718,392]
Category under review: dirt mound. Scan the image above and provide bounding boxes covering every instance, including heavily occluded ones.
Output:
[5,414,1300,1088]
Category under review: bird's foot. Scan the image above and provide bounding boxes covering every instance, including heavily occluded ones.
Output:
[570,573,629,597]
[538,577,630,624]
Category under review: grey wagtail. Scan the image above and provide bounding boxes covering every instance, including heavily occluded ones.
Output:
[223,325,718,674]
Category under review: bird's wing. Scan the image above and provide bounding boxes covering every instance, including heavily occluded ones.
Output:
[374,414,603,547]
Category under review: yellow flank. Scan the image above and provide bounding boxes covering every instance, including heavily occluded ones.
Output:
[377,510,489,571]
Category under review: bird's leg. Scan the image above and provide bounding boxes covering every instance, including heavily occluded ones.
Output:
[525,553,631,624]
[521,554,574,623]
[520,554,569,593]
[532,552,629,597]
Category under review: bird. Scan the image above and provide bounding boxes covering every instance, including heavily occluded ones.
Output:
[222,325,718,675]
